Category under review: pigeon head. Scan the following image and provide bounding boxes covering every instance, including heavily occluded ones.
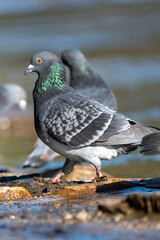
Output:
[25,51,67,92]
[25,51,62,76]
[0,84,27,112]
[61,48,86,69]
[61,49,99,88]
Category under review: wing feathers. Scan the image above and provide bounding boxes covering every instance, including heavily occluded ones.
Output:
[44,92,159,148]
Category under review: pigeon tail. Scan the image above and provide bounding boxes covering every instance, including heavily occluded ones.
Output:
[139,132,160,156]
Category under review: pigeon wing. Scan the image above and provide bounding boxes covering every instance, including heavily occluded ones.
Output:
[44,93,130,147]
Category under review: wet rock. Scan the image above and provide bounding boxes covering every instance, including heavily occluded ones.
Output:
[75,209,89,222]
[126,192,160,213]
[96,177,160,193]
[98,198,133,215]
[0,167,10,174]
[63,165,112,182]
[56,183,96,196]
[114,213,124,222]
[98,192,160,216]
[0,173,42,183]
[0,172,159,205]
[96,179,139,193]
[138,178,160,189]
[64,212,73,221]
[0,186,32,201]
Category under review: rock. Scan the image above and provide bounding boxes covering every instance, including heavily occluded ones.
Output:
[63,165,112,182]
[98,198,133,215]
[0,186,32,201]
[138,178,160,189]
[114,213,124,222]
[98,192,160,215]
[126,192,160,213]
[56,184,96,196]
[0,173,42,183]
[64,212,73,220]
[96,179,139,193]
[75,209,89,222]
[98,198,124,212]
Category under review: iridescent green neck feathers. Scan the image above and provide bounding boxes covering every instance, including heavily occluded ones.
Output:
[38,62,66,93]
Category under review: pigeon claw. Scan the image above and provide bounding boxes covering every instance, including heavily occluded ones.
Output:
[96,176,108,182]
[92,169,106,182]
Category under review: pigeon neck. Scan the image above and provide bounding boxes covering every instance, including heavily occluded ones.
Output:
[37,61,66,93]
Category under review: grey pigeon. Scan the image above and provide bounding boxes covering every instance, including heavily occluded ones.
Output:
[140,132,160,155]
[61,48,117,110]
[0,83,27,130]
[25,51,159,182]
[0,83,27,115]
[23,49,117,169]
[23,138,59,168]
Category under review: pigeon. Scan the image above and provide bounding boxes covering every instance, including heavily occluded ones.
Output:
[0,83,27,130]
[23,49,117,169]
[61,48,117,110]
[0,83,27,115]
[25,51,159,182]
[140,132,160,155]
[23,138,59,168]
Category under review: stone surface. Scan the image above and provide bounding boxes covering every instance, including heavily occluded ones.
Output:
[98,192,160,214]
[0,186,32,200]
[126,192,160,213]
[0,171,159,240]
[63,165,112,182]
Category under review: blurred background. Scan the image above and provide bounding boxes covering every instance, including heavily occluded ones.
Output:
[0,0,160,177]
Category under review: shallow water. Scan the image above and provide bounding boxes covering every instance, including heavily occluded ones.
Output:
[0,0,160,177]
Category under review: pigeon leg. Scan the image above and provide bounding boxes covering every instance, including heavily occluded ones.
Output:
[52,158,78,183]
[93,168,108,182]
[88,164,96,170]
[94,169,103,180]
[87,158,103,181]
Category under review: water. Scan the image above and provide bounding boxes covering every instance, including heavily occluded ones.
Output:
[0,0,160,177]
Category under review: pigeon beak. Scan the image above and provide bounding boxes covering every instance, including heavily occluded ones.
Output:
[25,64,35,75]
[19,99,27,111]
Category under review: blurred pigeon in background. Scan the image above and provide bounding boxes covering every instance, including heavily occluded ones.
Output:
[61,48,117,110]
[23,49,117,169]
[23,138,59,168]
[140,132,160,155]
[0,83,27,130]
[25,51,159,182]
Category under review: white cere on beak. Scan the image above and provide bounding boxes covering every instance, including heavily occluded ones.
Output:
[25,64,35,75]
[28,64,34,69]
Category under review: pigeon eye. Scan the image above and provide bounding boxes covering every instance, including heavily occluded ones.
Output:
[36,58,43,64]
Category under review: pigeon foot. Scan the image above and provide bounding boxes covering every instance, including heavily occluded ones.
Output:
[96,176,108,182]
[52,172,65,183]
[92,169,103,182]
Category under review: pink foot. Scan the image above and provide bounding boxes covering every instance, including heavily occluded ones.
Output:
[92,169,103,182]
[52,172,65,183]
